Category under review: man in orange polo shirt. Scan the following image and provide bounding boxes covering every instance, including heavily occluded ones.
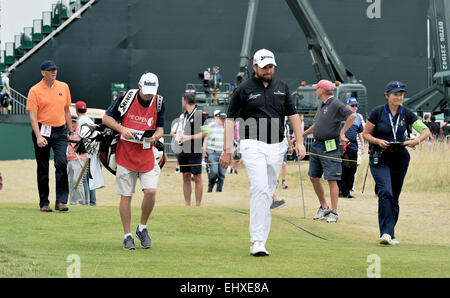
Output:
[26,60,72,212]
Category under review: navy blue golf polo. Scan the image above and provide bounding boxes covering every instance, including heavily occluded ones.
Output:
[367,104,417,143]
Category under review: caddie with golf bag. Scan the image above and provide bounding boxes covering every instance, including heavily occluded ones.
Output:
[101,72,166,250]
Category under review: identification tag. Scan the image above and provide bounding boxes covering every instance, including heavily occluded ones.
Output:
[40,124,52,137]
[324,139,337,152]
[143,138,152,150]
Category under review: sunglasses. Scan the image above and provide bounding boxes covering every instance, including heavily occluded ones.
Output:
[350,104,358,107]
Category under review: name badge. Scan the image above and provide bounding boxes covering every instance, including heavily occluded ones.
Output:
[40,124,52,137]
[324,139,337,152]
[143,138,152,150]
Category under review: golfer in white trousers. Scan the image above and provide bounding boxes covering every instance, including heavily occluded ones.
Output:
[220,49,306,256]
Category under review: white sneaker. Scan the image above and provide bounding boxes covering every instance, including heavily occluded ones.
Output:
[326,212,339,223]
[250,241,269,257]
[313,206,331,220]
[379,233,392,245]
[390,238,400,245]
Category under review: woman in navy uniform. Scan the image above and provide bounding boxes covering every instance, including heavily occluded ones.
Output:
[362,81,430,245]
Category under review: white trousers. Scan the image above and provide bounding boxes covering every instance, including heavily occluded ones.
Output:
[240,139,288,243]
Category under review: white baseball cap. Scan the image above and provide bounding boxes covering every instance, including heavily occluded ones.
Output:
[213,110,221,116]
[139,72,159,95]
[253,49,277,68]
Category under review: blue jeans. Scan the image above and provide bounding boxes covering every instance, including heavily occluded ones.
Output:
[82,164,96,206]
[370,148,410,239]
[206,152,226,191]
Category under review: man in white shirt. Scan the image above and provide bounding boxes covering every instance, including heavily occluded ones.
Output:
[1,69,12,115]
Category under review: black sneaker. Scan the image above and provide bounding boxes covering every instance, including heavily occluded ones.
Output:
[346,194,355,199]
[135,227,152,249]
[123,235,136,250]
[270,199,286,210]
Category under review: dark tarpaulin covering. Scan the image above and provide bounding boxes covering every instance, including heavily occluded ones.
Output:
[10,0,428,131]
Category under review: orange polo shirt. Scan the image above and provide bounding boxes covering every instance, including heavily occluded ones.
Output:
[26,79,72,127]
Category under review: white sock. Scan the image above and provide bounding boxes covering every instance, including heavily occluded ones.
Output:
[138,224,147,232]
[124,233,133,240]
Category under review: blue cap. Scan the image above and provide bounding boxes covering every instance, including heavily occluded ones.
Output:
[3,68,10,73]
[385,81,406,93]
[346,97,358,105]
[40,60,57,71]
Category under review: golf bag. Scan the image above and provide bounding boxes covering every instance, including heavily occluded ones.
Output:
[78,123,167,175]
[98,128,119,175]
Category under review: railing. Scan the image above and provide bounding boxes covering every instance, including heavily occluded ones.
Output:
[7,87,28,115]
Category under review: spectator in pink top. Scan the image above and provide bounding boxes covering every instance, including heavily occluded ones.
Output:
[67,118,86,205]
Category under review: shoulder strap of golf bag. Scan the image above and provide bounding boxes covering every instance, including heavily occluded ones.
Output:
[118,89,139,118]
[156,95,163,113]
[118,90,164,118]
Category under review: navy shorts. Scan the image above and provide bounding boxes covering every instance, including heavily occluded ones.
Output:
[177,153,202,175]
[308,140,342,181]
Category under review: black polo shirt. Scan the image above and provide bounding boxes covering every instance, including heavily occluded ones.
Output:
[227,76,297,144]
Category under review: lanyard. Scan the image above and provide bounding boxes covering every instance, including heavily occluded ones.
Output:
[388,113,400,142]
[182,106,198,132]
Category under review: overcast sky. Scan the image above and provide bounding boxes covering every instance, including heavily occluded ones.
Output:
[0,0,56,47]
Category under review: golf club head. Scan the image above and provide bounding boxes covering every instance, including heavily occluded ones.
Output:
[79,123,95,139]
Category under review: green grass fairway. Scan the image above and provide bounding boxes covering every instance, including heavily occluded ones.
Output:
[1,203,448,278]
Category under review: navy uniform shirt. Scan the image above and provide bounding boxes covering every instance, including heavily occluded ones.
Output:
[341,113,364,151]
[367,104,417,143]
[227,76,297,144]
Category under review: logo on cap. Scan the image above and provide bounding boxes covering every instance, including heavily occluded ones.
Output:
[385,81,406,93]
[253,49,277,68]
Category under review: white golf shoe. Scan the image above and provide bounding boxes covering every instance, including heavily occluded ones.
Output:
[313,206,331,220]
[326,211,339,223]
[379,233,392,245]
[390,238,400,245]
[250,241,269,257]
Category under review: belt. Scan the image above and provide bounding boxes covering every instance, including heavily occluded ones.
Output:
[207,150,222,153]
[38,123,66,129]
[315,136,339,143]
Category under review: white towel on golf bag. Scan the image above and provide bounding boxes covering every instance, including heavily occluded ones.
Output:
[89,148,105,190]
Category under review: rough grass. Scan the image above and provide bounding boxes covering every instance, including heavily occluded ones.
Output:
[0,142,448,277]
